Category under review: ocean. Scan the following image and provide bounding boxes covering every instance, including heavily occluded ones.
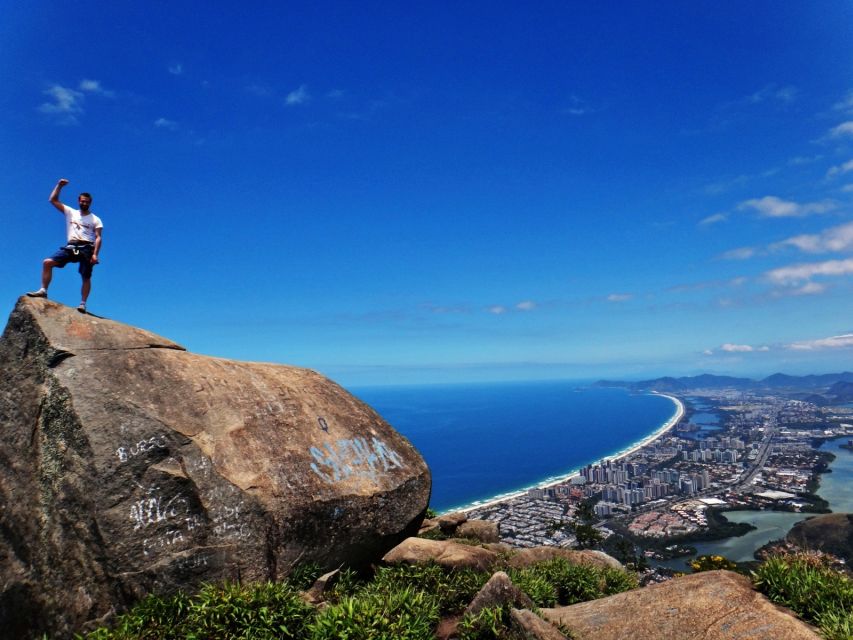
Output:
[350,381,677,512]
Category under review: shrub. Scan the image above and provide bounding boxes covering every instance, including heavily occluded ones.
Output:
[309,586,439,640]
[508,558,637,608]
[456,606,514,640]
[285,561,324,590]
[752,553,853,640]
[79,581,313,640]
[689,554,738,573]
[80,591,193,640]
[366,563,488,614]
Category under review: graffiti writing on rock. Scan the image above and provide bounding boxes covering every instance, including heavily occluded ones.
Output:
[130,491,189,530]
[310,437,404,484]
[116,434,168,463]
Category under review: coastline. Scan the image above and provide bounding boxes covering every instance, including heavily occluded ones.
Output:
[454,392,686,514]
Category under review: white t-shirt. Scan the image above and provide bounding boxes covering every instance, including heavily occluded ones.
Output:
[62,204,103,244]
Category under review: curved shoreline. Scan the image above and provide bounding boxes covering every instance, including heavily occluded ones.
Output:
[454,392,685,514]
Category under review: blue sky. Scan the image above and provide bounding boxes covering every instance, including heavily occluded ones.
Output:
[3,2,853,386]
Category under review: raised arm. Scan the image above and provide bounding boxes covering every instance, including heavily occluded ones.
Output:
[49,178,69,213]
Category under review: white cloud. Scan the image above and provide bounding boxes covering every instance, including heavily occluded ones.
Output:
[285,85,310,106]
[515,301,536,311]
[786,333,853,351]
[487,305,507,315]
[834,91,853,114]
[721,246,757,260]
[721,343,755,352]
[700,213,727,226]
[78,79,114,97]
[828,159,853,178]
[169,63,183,75]
[713,343,770,354]
[774,222,853,254]
[842,184,853,193]
[788,154,823,166]
[744,84,797,105]
[606,293,633,302]
[39,84,84,124]
[702,349,714,356]
[246,84,272,97]
[765,258,853,286]
[738,195,836,218]
[154,117,178,130]
[562,96,592,116]
[830,121,853,138]
[789,282,827,296]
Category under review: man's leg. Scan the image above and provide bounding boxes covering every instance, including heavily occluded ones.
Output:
[41,258,56,289]
[78,251,94,311]
[81,278,91,304]
[27,258,57,297]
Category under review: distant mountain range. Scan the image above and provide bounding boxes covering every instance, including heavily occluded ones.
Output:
[593,372,853,404]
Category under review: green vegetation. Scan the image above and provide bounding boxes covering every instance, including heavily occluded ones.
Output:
[509,558,638,608]
[74,549,853,639]
[81,581,313,640]
[752,552,853,640]
[456,606,518,640]
[78,555,635,640]
[688,554,739,573]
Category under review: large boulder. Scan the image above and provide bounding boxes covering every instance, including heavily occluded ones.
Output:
[0,297,431,637]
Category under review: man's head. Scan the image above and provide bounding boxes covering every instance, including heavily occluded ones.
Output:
[78,193,92,212]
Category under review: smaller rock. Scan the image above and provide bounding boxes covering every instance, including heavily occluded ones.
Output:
[383,537,497,571]
[302,568,341,605]
[435,614,462,640]
[465,571,534,616]
[541,570,822,640]
[418,518,442,536]
[438,511,468,534]
[456,520,500,543]
[510,608,569,640]
[507,547,623,571]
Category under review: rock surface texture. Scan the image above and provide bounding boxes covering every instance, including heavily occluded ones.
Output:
[382,537,498,571]
[541,570,822,640]
[0,298,430,638]
[787,513,853,563]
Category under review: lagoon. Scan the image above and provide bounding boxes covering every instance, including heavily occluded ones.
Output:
[658,436,853,569]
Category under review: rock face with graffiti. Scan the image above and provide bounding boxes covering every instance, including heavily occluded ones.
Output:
[0,297,431,638]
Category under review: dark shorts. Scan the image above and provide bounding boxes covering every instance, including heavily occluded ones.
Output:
[49,244,96,279]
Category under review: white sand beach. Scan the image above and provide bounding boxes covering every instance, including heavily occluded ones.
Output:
[457,392,685,514]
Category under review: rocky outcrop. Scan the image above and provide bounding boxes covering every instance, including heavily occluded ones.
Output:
[507,546,624,571]
[0,298,431,638]
[786,513,853,563]
[382,537,498,571]
[464,571,533,615]
[456,519,500,543]
[541,570,822,639]
[510,608,568,640]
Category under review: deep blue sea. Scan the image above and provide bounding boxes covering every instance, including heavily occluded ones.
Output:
[351,381,677,512]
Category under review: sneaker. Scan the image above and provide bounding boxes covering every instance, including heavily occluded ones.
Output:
[26,289,47,298]
[77,302,87,313]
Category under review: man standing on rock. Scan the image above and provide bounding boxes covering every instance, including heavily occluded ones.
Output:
[27,178,103,313]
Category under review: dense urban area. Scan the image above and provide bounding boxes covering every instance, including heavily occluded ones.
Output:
[466,384,853,564]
